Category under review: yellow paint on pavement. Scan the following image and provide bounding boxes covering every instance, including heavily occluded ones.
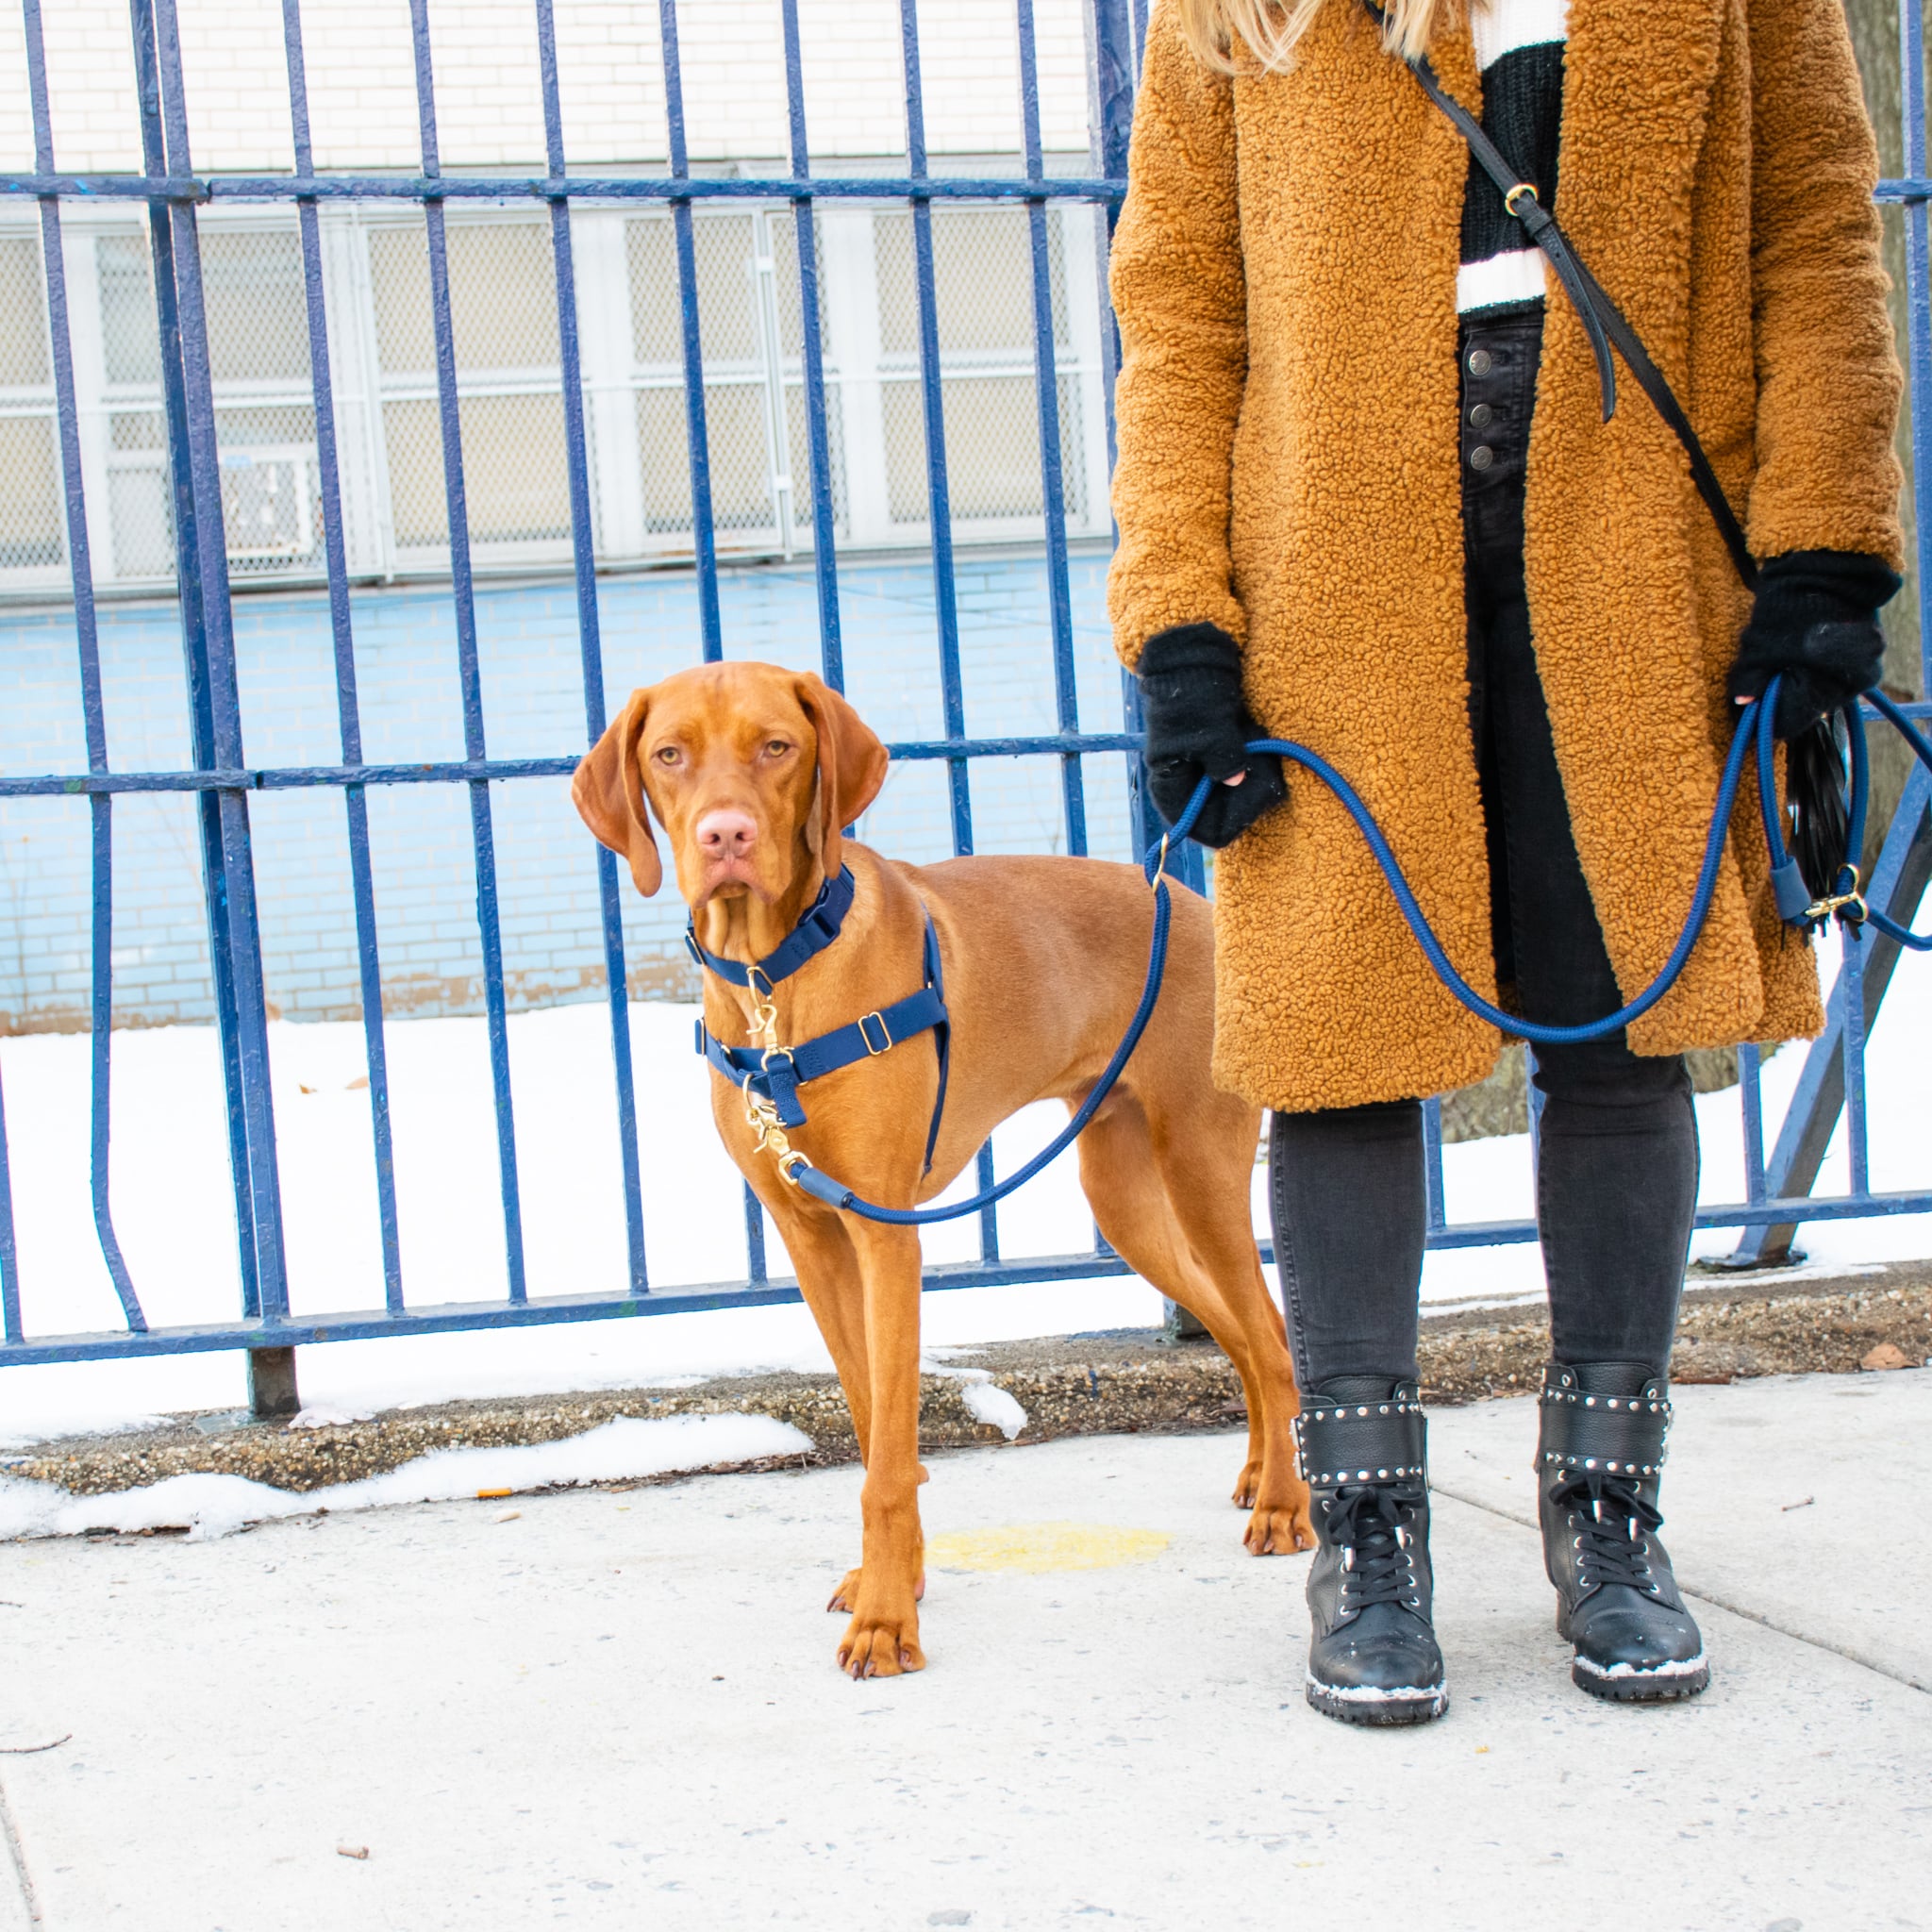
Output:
[926,1521,1172,1574]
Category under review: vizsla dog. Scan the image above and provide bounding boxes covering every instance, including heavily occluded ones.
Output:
[574,661,1311,1676]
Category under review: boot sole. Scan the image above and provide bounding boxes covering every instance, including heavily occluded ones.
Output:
[1571,1653,1710,1703]
[1305,1674,1449,1726]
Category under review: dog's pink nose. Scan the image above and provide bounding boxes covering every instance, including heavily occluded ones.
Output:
[694,808,758,859]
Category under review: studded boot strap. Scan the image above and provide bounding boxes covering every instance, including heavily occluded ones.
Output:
[1295,1385,1427,1489]
[1535,1365,1671,1480]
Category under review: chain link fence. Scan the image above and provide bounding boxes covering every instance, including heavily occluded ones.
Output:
[0,196,1110,601]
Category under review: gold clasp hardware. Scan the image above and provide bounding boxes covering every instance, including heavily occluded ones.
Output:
[741,1075,812,1188]
[745,966,780,1051]
[1149,832,1170,892]
[1504,181,1539,217]
[1803,865,1867,926]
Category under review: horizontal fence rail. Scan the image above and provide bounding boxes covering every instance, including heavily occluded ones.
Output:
[0,0,1929,1388]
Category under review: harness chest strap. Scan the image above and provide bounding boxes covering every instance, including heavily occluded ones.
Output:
[694,899,952,1174]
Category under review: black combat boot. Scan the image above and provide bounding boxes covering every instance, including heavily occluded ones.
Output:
[1537,1362,1708,1703]
[1295,1378,1447,1725]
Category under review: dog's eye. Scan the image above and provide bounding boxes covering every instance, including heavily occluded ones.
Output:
[764,740,791,758]
[655,746,681,766]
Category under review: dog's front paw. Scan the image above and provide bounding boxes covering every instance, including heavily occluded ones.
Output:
[837,1606,925,1679]
[1243,1492,1316,1556]
[1231,1458,1262,1509]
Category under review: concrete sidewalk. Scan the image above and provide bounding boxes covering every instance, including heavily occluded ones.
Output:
[1,1373,1926,1932]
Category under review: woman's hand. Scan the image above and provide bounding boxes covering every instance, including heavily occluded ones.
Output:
[1136,623,1289,848]
[1726,550,1900,739]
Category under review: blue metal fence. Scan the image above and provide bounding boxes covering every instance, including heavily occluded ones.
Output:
[1,0,1930,1380]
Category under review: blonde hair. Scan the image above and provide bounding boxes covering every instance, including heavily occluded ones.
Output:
[1174,0,1455,73]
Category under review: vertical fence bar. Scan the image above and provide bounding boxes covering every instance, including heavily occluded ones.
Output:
[898,0,999,1259]
[1422,1096,1447,1235]
[777,0,843,691]
[1903,0,1932,698]
[407,0,528,1302]
[279,0,405,1312]
[743,1191,770,1285]
[536,0,649,1296]
[1840,927,1870,1195]
[1083,0,1166,875]
[1017,0,1088,859]
[657,0,752,1255]
[27,0,146,1332]
[147,0,293,1320]
[0,1064,17,1343]
[1738,1041,1766,1207]
[658,0,724,662]
[125,0,262,1320]
[899,0,974,860]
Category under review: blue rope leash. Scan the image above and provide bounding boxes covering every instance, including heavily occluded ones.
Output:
[789,864,1176,1220]
[790,677,1932,1223]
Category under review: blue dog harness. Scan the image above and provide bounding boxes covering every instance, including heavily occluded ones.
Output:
[691,866,953,1174]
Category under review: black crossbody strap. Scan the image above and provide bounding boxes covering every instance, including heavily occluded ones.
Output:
[1396,38,1758,590]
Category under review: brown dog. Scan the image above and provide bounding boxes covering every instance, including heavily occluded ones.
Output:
[574,660,1312,1676]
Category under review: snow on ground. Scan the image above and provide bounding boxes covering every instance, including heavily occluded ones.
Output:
[2,922,1927,1442]
[0,1411,812,1541]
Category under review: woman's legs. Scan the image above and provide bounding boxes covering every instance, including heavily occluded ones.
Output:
[1464,313,1709,1700]
[1267,1100,1425,1392]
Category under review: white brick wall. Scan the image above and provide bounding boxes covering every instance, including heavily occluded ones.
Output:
[1,0,1096,173]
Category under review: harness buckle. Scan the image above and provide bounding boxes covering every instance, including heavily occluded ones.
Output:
[761,1043,796,1074]
[857,1010,893,1057]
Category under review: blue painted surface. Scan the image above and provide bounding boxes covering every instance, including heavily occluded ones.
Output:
[0,553,1131,1032]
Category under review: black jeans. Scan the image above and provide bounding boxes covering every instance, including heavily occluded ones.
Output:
[1269,310,1698,1391]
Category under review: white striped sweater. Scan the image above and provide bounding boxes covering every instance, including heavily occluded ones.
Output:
[1457,0,1569,316]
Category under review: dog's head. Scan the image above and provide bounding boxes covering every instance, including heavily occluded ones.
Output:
[571,660,889,914]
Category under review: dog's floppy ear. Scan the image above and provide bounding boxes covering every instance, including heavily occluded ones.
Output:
[793,674,889,878]
[571,689,662,896]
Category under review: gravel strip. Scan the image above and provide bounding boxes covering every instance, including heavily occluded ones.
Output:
[7,1263,1929,1505]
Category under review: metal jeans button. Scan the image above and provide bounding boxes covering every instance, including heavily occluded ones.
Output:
[1467,347,1493,376]
[1469,444,1495,471]
[1468,402,1493,428]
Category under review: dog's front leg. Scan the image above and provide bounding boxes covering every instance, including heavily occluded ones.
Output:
[837,1219,927,1679]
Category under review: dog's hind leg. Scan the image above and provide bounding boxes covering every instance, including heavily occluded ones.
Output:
[1074,1092,1314,1556]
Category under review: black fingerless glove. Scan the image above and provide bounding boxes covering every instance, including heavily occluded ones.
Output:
[1136,623,1289,849]
[1726,550,1900,741]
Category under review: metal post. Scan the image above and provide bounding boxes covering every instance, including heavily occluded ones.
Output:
[126,0,266,1321]
[247,1345,301,1421]
[1726,759,1932,1265]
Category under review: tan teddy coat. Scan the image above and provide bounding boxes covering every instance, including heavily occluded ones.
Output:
[1108,0,1904,1112]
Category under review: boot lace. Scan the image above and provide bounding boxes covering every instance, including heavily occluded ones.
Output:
[1551,1470,1664,1595]
[1325,1484,1422,1612]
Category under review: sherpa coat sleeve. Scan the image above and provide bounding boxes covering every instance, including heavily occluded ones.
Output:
[1106,2,1248,666]
[1745,0,1905,565]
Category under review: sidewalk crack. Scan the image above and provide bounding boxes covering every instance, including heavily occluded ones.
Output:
[0,1774,44,1927]
[1431,1481,1931,1698]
